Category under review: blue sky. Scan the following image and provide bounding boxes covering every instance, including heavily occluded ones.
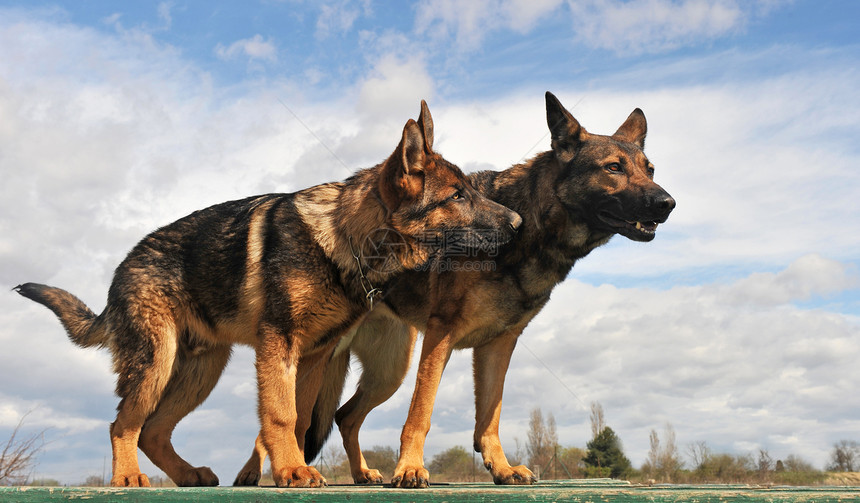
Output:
[1,0,859,486]
[20,1,860,98]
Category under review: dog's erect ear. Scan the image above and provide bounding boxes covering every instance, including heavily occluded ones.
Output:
[417,100,434,151]
[401,118,426,175]
[613,108,647,148]
[379,119,426,210]
[546,91,584,151]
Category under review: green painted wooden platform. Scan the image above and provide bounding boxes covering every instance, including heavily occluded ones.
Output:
[2,479,859,502]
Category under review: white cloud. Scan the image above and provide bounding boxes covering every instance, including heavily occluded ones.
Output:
[415,0,783,55]
[263,53,440,186]
[101,2,173,34]
[0,396,104,435]
[157,2,173,30]
[315,0,371,39]
[567,0,746,54]
[415,0,562,49]
[356,55,435,121]
[728,254,859,306]
[215,34,278,63]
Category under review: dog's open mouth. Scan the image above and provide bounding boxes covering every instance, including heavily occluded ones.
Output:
[628,220,658,235]
[598,212,660,241]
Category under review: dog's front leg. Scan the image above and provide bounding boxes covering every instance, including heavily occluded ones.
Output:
[234,343,336,486]
[473,328,537,485]
[256,323,326,488]
[391,319,455,488]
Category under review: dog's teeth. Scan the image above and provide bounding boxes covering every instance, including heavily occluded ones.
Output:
[635,222,642,230]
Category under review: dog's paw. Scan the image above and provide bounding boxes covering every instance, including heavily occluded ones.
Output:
[233,467,262,486]
[174,466,219,487]
[353,468,385,484]
[391,465,430,488]
[273,465,327,488]
[111,472,151,487]
[489,463,537,485]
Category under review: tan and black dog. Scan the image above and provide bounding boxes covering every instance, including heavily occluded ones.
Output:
[238,92,675,488]
[14,101,522,488]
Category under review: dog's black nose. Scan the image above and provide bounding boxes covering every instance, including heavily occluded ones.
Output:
[648,189,675,215]
[658,194,676,212]
[509,211,523,231]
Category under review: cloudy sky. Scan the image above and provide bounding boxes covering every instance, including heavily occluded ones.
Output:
[1,0,858,485]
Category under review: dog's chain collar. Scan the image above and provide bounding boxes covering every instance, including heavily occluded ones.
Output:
[349,236,383,310]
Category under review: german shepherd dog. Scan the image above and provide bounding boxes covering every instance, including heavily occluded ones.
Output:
[239,92,676,487]
[14,101,522,488]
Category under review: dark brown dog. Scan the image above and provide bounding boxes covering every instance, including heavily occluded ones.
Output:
[14,101,521,488]
[239,92,675,488]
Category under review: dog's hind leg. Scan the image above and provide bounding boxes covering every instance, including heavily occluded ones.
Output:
[472,328,536,485]
[295,344,338,453]
[138,343,231,487]
[337,317,416,484]
[109,313,179,487]
[110,405,152,487]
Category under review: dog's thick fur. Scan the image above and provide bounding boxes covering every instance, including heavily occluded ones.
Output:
[253,92,675,488]
[14,102,521,488]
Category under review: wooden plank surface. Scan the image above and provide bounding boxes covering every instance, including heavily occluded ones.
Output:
[2,479,859,502]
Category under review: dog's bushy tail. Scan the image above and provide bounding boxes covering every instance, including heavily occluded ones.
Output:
[304,348,351,463]
[14,283,110,348]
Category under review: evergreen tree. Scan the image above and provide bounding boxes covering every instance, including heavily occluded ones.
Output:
[583,426,631,478]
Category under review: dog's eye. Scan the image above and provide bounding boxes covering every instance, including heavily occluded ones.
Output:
[647,164,655,177]
[451,191,462,200]
[605,163,622,173]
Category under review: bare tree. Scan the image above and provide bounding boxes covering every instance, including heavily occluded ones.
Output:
[687,440,711,471]
[314,445,350,483]
[82,475,105,487]
[643,423,681,482]
[546,414,558,452]
[645,429,660,478]
[782,454,816,472]
[428,446,486,482]
[508,437,525,466]
[590,402,605,440]
[362,446,398,476]
[545,413,560,479]
[526,408,559,478]
[757,449,773,480]
[526,408,548,473]
[0,413,45,486]
[827,440,859,472]
[147,475,174,487]
[658,423,681,475]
